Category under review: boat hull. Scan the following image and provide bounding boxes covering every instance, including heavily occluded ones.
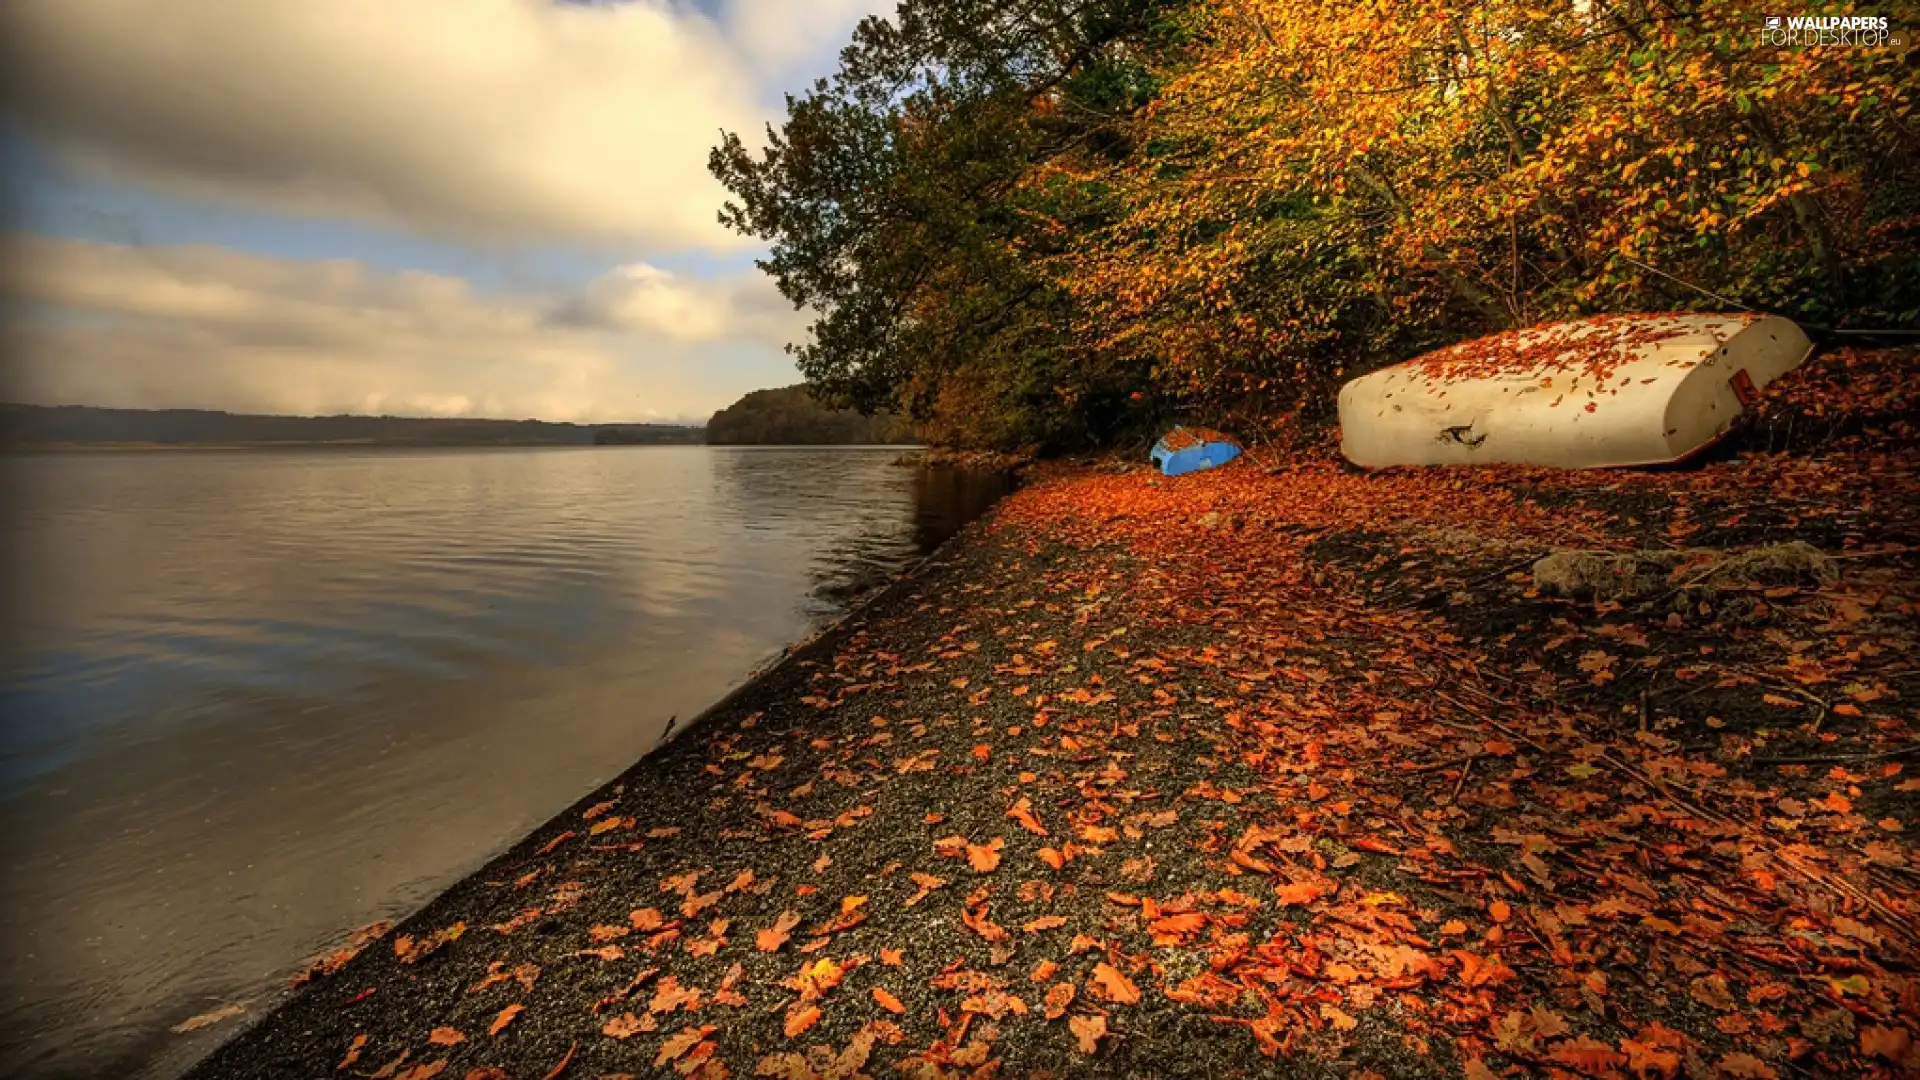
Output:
[1338,315,1814,469]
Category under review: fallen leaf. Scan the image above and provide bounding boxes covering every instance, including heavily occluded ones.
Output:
[601,1012,655,1039]
[1862,1024,1912,1062]
[872,988,906,1014]
[1716,1052,1778,1078]
[1044,981,1075,1019]
[906,872,947,907]
[487,1004,524,1037]
[1008,797,1049,836]
[428,1027,465,1047]
[1069,1013,1108,1054]
[968,838,1006,873]
[171,1003,246,1033]
[1274,881,1325,906]
[1829,973,1870,996]
[758,911,802,952]
[1089,963,1140,1004]
[539,1042,577,1080]
[1552,1037,1623,1072]
[784,1004,822,1038]
[649,976,701,1014]
[656,1026,717,1068]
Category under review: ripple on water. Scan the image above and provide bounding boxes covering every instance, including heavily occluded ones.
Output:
[0,446,1008,1080]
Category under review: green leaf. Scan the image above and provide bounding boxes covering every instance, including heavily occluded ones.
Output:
[1829,974,1870,997]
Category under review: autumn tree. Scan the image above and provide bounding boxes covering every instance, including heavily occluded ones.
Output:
[1056,0,1919,433]
[719,0,1916,451]
[711,0,1187,450]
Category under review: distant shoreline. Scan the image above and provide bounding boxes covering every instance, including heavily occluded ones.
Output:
[4,441,933,453]
[5,441,684,453]
[0,402,705,451]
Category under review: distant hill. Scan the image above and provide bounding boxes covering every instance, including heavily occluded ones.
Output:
[0,403,704,448]
[706,385,912,445]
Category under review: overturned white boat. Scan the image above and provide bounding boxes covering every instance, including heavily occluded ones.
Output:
[1338,314,1814,469]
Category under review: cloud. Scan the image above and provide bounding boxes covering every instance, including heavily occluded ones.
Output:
[720,0,901,83]
[0,234,806,421]
[0,0,894,252]
[550,261,805,343]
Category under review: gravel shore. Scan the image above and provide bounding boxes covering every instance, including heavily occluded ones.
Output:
[186,360,1919,1079]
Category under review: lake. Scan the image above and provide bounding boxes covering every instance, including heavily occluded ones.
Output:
[0,446,1009,1080]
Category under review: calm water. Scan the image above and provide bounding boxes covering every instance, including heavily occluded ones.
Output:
[0,446,1008,1080]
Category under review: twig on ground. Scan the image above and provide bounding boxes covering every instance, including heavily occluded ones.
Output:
[1754,743,1920,765]
[1448,757,1477,804]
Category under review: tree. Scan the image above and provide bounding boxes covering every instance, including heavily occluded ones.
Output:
[705,385,911,445]
[711,0,1186,451]
[718,0,1919,451]
[1060,0,1919,433]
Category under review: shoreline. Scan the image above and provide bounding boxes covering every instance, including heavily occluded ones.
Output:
[183,395,1915,1078]
[178,507,1013,1080]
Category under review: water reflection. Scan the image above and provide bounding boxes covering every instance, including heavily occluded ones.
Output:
[0,446,1005,1080]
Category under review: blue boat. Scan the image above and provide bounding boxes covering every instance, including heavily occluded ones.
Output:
[1150,427,1241,477]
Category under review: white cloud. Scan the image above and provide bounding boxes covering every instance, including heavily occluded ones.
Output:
[720,0,901,83]
[553,261,806,343]
[0,235,806,421]
[0,0,896,251]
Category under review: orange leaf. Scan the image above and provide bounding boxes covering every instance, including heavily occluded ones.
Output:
[1007,797,1049,837]
[1023,915,1069,933]
[784,1004,822,1038]
[757,911,802,952]
[1044,981,1076,1019]
[656,1025,717,1067]
[872,988,906,1014]
[1488,900,1512,924]
[538,1042,576,1080]
[1090,962,1140,1004]
[1715,1052,1777,1078]
[906,872,947,907]
[1275,881,1325,906]
[487,1004,524,1037]
[1862,1024,1912,1062]
[1552,1037,1624,1072]
[1069,1013,1109,1054]
[428,1027,465,1047]
[601,1012,655,1040]
[1150,912,1206,936]
[967,838,1006,873]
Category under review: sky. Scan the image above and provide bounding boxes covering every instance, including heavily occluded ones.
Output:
[0,0,896,424]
